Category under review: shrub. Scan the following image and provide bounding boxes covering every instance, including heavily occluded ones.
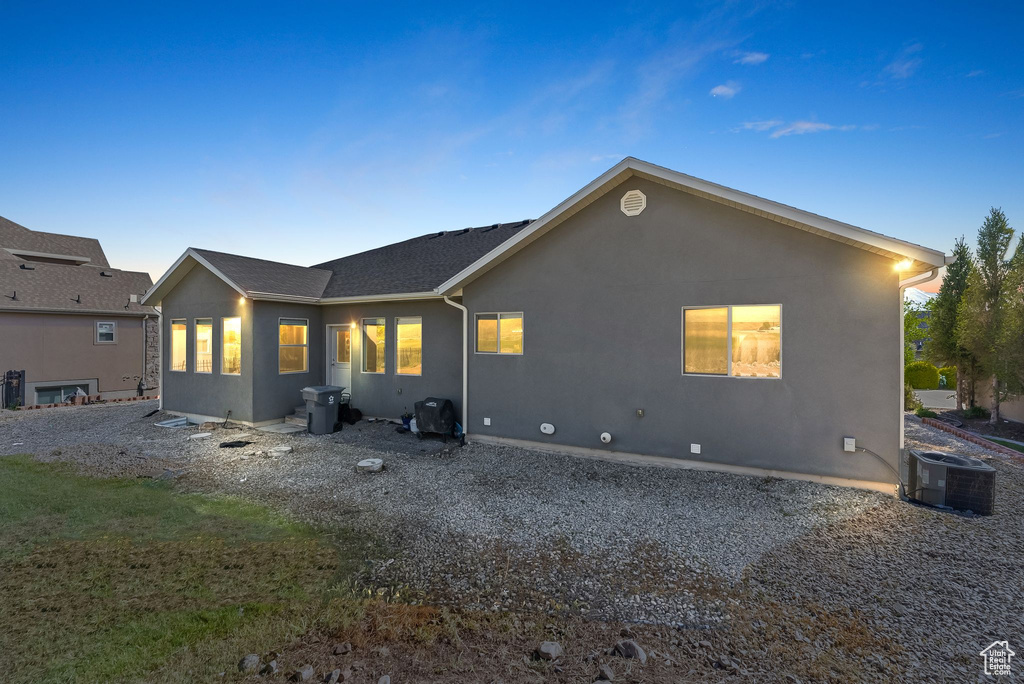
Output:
[905,360,940,390]
[963,405,990,420]
[915,407,938,419]
[904,382,922,411]
[938,365,957,389]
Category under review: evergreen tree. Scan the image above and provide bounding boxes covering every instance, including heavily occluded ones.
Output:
[925,237,973,409]
[999,235,1024,397]
[956,208,1016,423]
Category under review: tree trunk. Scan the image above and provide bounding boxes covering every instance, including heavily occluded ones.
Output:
[990,376,1000,424]
[955,367,964,411]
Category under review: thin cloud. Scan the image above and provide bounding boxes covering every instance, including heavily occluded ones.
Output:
[734,51,769,65]
[738,120,783,131]
[771,121,856,138]
[710,81,741,98]
[966,69,985,78]
[883,42,923,80]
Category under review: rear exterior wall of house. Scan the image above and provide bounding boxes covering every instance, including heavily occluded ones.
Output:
[160,266,255,422]
[321,299,463,420]
[461,176,902,484]
[0,311,154,404]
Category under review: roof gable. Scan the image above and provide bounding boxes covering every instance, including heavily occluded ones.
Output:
[436,158,950,295]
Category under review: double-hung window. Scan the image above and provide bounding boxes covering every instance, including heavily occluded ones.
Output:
[222,317,241,375]
[170,319,187,371]
[682,305,781,378]
[396,317,422,375]
[279,318,308,373]
[195,319,213,373]
[95,321,116,344]
[362,318,386,373]
[476,313,523,354]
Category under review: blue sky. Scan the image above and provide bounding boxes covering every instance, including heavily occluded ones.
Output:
[2,2,1022,285]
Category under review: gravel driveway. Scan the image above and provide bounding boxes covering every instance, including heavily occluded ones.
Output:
[3,403,1023,680]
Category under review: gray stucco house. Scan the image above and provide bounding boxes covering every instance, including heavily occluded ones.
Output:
[143,158,949,490]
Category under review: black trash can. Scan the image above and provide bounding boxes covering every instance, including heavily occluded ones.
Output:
[414,397,456,438]
[301,385,344,434]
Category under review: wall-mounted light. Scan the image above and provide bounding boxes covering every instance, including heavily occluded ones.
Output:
[894,258,914,272]
[239,296,246,305]
[350,322,356,329]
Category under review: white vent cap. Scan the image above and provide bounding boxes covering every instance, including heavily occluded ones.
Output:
[620,189,646,216]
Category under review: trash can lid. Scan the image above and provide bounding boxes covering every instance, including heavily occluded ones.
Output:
[302,385,343,393]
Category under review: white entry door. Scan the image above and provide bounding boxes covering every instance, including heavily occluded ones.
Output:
[327,325,352,395]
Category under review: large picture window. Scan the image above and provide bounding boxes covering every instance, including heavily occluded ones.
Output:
[279,318,308,373]
[476,313,523,354]
[170,319,186,371]
[683,305,781,378]
[362,318,386,373]
[222,317,241,375]
[195,318,213,373]
[396,317,422,375]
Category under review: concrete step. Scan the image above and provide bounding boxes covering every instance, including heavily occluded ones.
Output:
[285,414,307,427]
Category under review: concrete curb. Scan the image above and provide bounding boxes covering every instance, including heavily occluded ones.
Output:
[921,417,1024,459]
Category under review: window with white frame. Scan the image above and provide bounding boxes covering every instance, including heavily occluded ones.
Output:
[396,316,422,375]
[682,305,781,378]
[362,318,386,373]
[170,319,186,371]
[95,320,116,344]
[476,312,523,354]
[279,318,308,373]
[195,318,213,373]
[222,317,241,375]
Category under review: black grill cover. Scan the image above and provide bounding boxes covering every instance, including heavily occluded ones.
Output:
[414,397,455,435]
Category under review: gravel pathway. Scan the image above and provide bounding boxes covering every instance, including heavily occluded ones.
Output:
[3,403,1023,680]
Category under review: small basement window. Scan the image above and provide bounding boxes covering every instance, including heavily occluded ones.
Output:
[195,318,213,373]
[170,319,186,371]
[476,313,523,354]
[279,318,308,374]
[362,318,386,373]
[682,305,781,378]
[396,316,422,375]
[95,321,116,344]
[35,384,89,405]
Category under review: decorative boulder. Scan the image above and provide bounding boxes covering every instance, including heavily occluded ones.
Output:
[357,458,384,473]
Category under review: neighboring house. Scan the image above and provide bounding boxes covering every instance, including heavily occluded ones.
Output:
[143,158,949,490]
[0,216,158,405]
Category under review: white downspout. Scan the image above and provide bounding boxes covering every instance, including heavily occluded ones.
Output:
[898,266,940,458]
[443,295,468,436]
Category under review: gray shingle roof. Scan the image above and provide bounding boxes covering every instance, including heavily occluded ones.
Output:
[192,248,333,299]
[0,215,154,315]
[313,220,533,298]
[0,215,110,268]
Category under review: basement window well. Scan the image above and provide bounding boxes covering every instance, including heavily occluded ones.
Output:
[683,305,781,378]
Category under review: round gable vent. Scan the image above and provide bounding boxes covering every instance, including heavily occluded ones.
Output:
[620,189,646,216]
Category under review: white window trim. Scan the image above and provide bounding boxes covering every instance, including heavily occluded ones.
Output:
[169,319,187,372]
[221,316,242,376]
[95,320,117,345]
[195,318,213,374]
[474,312,524,355]
[395,316,422,376]
[278,317,309,375]
[361,317,386,374]
[681,304,782,379]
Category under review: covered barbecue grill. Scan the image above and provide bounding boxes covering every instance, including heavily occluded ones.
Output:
[414,397,457,441]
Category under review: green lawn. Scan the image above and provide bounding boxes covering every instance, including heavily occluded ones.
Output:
[988,437,1024,454]
[0,455,379,683]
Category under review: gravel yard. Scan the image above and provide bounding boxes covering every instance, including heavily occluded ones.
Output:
[3,402,1023,680]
